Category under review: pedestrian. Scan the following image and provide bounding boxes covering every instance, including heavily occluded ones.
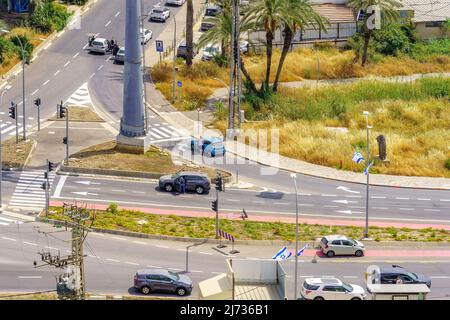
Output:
[111,39,115,47]
[113,43,119,56]
[395,277,403,284]
[88,35,94,47]
[174,178,181,194]
[179,176,186,194]
[107,40,112,52]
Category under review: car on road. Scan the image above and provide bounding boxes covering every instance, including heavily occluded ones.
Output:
[300,277,367,300]
[149,7,171,22]
[176,39,199,59]
[141,28,153,45]
[89,37,109,54]
[159,171,210,194]
[166,0,185,6]
[372,265,432,288]
[134,269,193,296]
[114,47,125,63]
[202,43,221,61]
[319,235,365,257]
[191,136,226,157]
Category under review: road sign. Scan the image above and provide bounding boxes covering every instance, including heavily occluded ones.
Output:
[177,80,182,88]
[156,40,164,52]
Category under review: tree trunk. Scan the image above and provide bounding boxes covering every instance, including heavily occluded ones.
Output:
[262,30,274,93]
[240,60,257,93]
[186,0,194,67]
[361,31,372,67]
[273,27,293,92]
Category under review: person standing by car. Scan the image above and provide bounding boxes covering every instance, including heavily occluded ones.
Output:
[113,43,119,56]
[179,176,186,194]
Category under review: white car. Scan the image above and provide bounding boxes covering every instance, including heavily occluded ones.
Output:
[202,43,221,61]
[240,40,249,54]
[301,278,367,300]
[149,7,170,22]
[89,37,109,54]
[166,0,185,6]
[141,29,153,45]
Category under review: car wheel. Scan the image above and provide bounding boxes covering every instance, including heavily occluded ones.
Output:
[313,296,324,300]
[351,297,361,300]
[355,250,364,257]
[176,287,187,296]
[195,186,204,195]
[141,286,151,295]
[164,184,173,192]
[326,250,335,258]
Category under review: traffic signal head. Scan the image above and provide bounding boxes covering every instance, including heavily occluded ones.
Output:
[8,105,16,119]
[59,105,66,118]
[211,200,218,212]
[34,98,41,106]
[41,182,47,190]
[63,137,68,145]
[48,161,54,172]
[215,174,224,192]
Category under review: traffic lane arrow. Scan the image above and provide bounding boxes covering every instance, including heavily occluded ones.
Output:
[337,186,360,194]
[75,181,101,185]
[71,191,99,196]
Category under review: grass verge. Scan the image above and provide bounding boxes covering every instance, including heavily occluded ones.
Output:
[1,137,34,169]
[67,141,220,178]
[46,206,450,242]
[0,292,57,300]
[50,106,103,122]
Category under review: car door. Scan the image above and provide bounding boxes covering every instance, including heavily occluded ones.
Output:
[330,240,343,255]
[381,274,397,284]
[185,176,196,191]
[341,240,356,255]
[334,285,350,300]
[146,274,162,292]
[159,275,177,293]
[321,286,337,300]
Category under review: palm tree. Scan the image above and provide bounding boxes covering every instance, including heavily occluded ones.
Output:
[197,5,257,92]
[347,0,402,66]
[272,0,327,92]
[186,0,194,67]
[245,0,285,93]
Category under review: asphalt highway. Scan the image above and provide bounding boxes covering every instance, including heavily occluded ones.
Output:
[0,222,449,299]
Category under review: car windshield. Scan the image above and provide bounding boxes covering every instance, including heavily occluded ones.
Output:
[168,271,180,280]
[342,282,353,292]
[407,272,418,280]
[205,46,218,53]
[153,9,163,13]
[93,41,104,46]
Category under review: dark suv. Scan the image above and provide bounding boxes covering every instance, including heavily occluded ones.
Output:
[134,269,193,296]
[159,171,211,194]
[374,265,432,288]
[176,40,199,59]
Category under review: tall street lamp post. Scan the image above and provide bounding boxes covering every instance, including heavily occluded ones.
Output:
[291,173,299,300]
[170,10,177,102]
[0,85,11,209]
[363,111,371,239]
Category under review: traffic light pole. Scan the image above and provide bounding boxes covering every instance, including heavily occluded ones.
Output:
[215,188,219,239]
[45,159,49,216]
[65,108,69,165]
[15,106,18,143]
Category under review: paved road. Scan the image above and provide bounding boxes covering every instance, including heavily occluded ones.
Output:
[0,222,449,299]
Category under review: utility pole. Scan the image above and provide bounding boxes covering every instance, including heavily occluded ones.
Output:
[34,203,95,300]
[42,159,54,216]
[363,111,371,239]
[291,173,299,300]
[211,171,224,240]
[65,107,69,164]
[140,0,149,133]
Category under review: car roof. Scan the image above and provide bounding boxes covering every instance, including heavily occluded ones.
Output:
[94,37,107,42]
[379,266,409,274]
[206,4,220,10]
[177,171,208,177]
[324,235,349,241]
[305,278,343,285]
[137,269,172,276]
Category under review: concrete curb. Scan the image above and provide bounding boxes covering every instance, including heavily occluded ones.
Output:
[35,215,450,248]
[1,0,97,84]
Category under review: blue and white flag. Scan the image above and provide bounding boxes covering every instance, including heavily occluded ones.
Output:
[352,151,365,164]
[272,246,293,260]
[364,160,375,175]
[296,244,309,256]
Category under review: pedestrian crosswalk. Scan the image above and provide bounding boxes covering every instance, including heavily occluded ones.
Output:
[147,123,190,143]
[9,171,54,211]
[0,213,24,227]
[65,82,92,107]
[0,121,30,137]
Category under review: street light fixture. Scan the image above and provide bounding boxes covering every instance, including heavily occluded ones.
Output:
[290,172,299,300]
[363,111,371,239]
[0,85,12,209]
[1,29,29,141]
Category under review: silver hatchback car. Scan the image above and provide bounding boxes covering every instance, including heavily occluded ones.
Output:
[320,235,365,257]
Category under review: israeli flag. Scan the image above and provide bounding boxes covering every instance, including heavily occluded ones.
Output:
[364,160,374,175]
[272,246,293,260]
[296,244,309,256]
[352,151,365,164]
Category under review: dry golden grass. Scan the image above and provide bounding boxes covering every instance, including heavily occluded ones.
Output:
[0,292,57,300]
[50,106,103,122]
[1,137,34,169]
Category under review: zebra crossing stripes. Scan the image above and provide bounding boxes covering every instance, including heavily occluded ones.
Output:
[9,171,54,210]
[0,122,25,136]
[65,82,92,107]
[0,214,23,227]
[147,124,190,143]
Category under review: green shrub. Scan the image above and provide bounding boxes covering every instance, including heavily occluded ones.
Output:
[0,37,16,64]
[107,202,118,214]
[10,35,34,63]
[27,2,71,33]
[373,24,413,56]
[445,159,450,171]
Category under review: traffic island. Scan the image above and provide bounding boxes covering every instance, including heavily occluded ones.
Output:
[49,106,103,122]
[61,140,230,180]
[41,205,450,243]
[1,137,36,170]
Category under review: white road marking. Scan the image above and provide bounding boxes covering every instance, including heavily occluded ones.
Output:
[106,258,120,263]
[43,43,52,50]
[1,237,16,241]
[97,65,104,71]
[83,43,88,49]
[430,276,450,279]
[345,195,362,198]
[146,265,161,268]
[399,208,415,211]
[373,207,388,210]
[371,196,386,199]
[343,276,359,279]
[115,11,120,17]
[418,198,431,201]
[323,205,339,208]
[31,89,39,95]
[396,197,410,200]
[132,191,145,194]
[124,262,139,266]
[45,246,59,250]
[53,175,67,198]
[274,202,289,205]
[54,70,60,76]
[440,199,450,202]
[424,209,440,212]
[337,186,360,194]
[42,80,50,86]
[321,194,336,197]
[190,270,203,273]
[155,245,169,249]
[227,199,240,202]
[105,20,112,27]
[133,241,147,245]
[23,242,38,246]
[299,204,314,207]
[112,237,126,241]
[199,252,212,255]
[18,276,42,279]
[64,61,71,67]
[73,52,80,59]
[89,73,96,79]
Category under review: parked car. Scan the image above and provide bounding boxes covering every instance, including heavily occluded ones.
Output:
[240,40,249,54]
[191,136,226,157]
[300,277,367,300]
[89,37,109,54]
[176,39,199,59]
[200,16,216,32]
[114,47,125,63]
[202,43,221,61]
[205,4,221,17]
[166,0,185,6]
[372,265,432,288]
[134,269,193,296]
[140,28,153,45]
[149,7,170,22]
[159,171,210,194]
[319,235,365,257]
